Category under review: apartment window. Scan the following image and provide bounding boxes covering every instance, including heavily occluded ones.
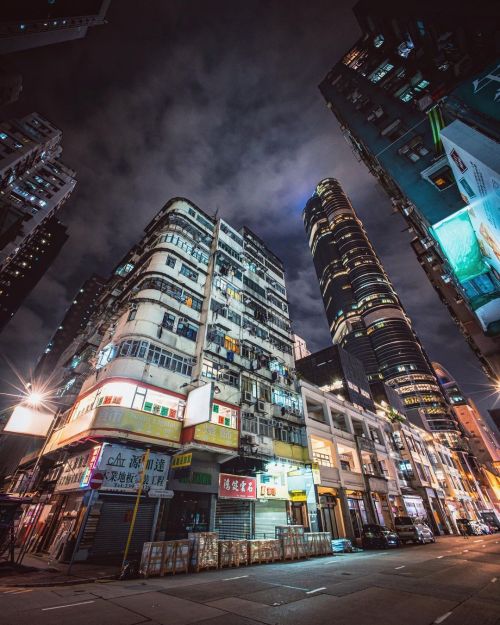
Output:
[180,264,198,282]
[166,255,176,268]
[258,382,271,402]
[117,338,193,376]
[221,370,239,387]
[428,166,455,190]
[177,319,198,341]
[162,312,175,330]
[259,417,272,437]
[224,335,240,354]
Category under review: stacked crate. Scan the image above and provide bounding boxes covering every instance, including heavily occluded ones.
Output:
[248,539,281,564]
[188,532,219,572]
[305,532,333,556]
[236,539,249,566]
[140,542,165,578]
[276,525,307,560]
[165,539,190,574]
[140,540,190,577]
[219,539,250,567]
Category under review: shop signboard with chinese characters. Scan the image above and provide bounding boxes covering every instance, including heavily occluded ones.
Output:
[218,473,256,500]
[97,444,171,493]
[193,422,239,449]
[55,445,102,493]
[256,474,289,500]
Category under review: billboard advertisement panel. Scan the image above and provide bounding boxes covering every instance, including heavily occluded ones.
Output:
[438,120,500,333]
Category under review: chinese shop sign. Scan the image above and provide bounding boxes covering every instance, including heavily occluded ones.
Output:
[97,444,171,493]
[218,473,256,500]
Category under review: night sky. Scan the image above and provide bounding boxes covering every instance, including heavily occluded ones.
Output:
[0,1,497,417]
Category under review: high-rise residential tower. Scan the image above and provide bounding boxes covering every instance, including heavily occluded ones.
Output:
[34,273,107,377]
[0,112,75,329]
[0,216,68,330]
[0,0,111,55]
[303,178,453,433]
[19,198,310,559]
[0,112,76,256]
[319,0,499,380]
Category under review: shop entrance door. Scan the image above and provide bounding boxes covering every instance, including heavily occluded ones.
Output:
[319,494,339,538]
[289,502,308,528]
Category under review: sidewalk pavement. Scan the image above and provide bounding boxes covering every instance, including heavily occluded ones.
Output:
[0,551,120,587]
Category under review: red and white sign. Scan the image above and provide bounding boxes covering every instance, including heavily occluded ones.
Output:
[89,472,104,490]
[218,473,256,500]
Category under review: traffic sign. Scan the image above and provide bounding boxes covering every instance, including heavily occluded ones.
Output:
[89,472,104,490]
[148,489,174,499]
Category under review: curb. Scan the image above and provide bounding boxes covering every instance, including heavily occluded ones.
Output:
[4,574,118,588]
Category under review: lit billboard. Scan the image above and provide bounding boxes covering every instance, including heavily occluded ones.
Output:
[437,120,500,333]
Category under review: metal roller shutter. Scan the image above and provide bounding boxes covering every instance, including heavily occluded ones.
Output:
[215,499,252,539]
[90,496,155,561]
[254,500,287,539]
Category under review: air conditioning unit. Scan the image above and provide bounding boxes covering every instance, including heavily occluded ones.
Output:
[242,434,258,445]
[243,391,253,403]
[257,400,266,412]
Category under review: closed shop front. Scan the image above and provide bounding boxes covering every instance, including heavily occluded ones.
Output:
[215,499,253,539]
[90,495,156,561]
[254,499,288,538]
[403,495,428,521]
[215,473,256,539]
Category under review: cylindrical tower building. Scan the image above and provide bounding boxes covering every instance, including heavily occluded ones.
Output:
[304,178,453,432]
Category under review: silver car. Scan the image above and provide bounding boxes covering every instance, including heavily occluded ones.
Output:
[394,516,435,544]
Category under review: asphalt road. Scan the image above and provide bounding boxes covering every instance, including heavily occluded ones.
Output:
[1,535,499,625]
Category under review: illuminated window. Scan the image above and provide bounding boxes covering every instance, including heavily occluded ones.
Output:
[224,335,240,353]
[429,166,454,190]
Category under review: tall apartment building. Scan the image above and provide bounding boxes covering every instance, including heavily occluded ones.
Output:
[318,0,499,380]
[25,198,310,560]
[0,0,111,54]
[0,112,76,255]
[0,112,75,329]
[35,274,107,378]
[0,216,68,330]
[303,178,454,434]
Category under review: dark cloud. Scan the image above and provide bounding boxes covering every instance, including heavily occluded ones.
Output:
[0,0,496,417]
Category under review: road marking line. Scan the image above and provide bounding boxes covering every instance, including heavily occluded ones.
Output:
[434,611,453,623]
[222,575,249,581]
[9,589,32,594]
[42,600,95,611]
[395,565,405,569]
[306,587,326,594]
[491,578,497,583]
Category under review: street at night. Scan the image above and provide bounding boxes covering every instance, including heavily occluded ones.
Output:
[0,2,499,624]
[1,536,499,625]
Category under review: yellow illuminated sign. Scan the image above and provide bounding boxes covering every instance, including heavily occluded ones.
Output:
[172,452,193,469]
[194,422,238,448]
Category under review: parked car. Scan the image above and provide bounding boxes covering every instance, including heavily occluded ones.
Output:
[394,516,435,544]
[361,524,401,549]
[456,518,482,536]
